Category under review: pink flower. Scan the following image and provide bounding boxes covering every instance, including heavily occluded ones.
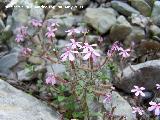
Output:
[31,19,43,27]
[16,26,28,36]
[156,84,160,90]
[148,101,160,116]
[45,73,57,85]
[65,28,80,36]
[45,19,59,27]
[66,39,82,49]
[131,86,145,97]
[103,93,112,104]
[60,48,78,61]
[45,27,57,38]
[82,49,100,61]
[119,48,131,58]
[51,22,59,27]
[132,107,144,115]
[111,41,121,52]
[82,43,97,52]
[21,48,32,56]
[15,34,24,43]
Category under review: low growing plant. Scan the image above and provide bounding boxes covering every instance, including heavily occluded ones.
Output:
[13,17,160,120]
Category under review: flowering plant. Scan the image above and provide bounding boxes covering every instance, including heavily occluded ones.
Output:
[15,18,156,120]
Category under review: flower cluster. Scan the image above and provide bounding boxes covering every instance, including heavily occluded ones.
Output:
[60,28,100,62]
[45,73,57,85]
[131,85,145,97]
[107,41,131,58]
[148,101,160,116]
[103,93,112,104]
[31,19,43,27]
[131,84,160,116]
[15,26,28,43]
[132,107,144,115]
[20,47,32,56]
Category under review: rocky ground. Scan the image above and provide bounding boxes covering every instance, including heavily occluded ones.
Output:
[0,0,160,120]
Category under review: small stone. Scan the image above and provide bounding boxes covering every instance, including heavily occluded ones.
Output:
[30,7,45,20]
[79,35,99,44]
[76,0,90,7]
[84,8,117,34]
[17,65,46,81]
[57,40,69,49]
[0,52,19,74]
[111,1,140,16]
[151,1,160,26]
[125,26,145,45]
[110,15,132,41]
[149,25,160,36]
[131,0,151,16]
[46,64,66,75]
[12,8,29,31]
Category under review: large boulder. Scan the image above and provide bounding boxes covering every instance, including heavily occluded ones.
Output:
[84,8,117,34]
[131,0,151,16]
[0,79,60,120]
[113,60,160,95]
[110,15,132,41]
[104,91,135,120]
[111,1,140,16]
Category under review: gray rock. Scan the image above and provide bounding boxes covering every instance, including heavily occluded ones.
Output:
[12,8,29,31]
[30,7,45,20]
[0,19,5,31]
[79,35,99,44]
[45,0,57,4]
[17,65,46,81]
[88,2,99,8]
[17,0,34,7]
[131,0,151,16]
[57,40,69,48]
[6,15,13,29]
[113,60,160,95]
[151,1,160,26]
[110,15,132,41]
[104,91,135,120]
[0,79,60,120]
[76,0,90,7]
[149,24,160,36]
[84,8,117,34]
[125,26,145,45]
[111,1,140,16]
[46,64,66,75]
[0,52,19,74]
[131,14,149,28]
[96,0,106,4]
[46,2,72,19]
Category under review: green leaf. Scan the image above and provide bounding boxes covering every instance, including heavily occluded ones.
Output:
[58,96,65,102]
[79,80,85,87]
